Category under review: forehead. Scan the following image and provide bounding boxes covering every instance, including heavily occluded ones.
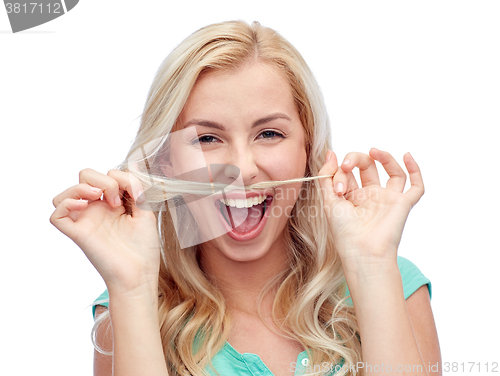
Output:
[179,61,298,123]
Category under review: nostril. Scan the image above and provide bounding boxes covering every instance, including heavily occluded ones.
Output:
[224,165,240,179]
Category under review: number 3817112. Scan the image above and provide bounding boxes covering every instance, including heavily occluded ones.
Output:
[443,362,498,373]
[5,3,62,14]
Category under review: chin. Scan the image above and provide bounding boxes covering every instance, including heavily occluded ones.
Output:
[200,216,287,264]
[220,243,272,263]
[194,185,295,264]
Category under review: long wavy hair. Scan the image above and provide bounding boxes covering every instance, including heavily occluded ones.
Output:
[92,20,362,376]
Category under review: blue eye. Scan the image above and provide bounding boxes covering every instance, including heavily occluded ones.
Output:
[259,130,284,139]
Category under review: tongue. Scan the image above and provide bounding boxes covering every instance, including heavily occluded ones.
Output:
[227,203,264,233]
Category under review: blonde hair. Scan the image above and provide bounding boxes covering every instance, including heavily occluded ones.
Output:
[92,20,362,376]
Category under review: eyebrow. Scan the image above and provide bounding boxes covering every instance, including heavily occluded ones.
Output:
[182,113,291,131]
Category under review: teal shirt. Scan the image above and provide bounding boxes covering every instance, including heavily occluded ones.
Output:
[92,256,432,376]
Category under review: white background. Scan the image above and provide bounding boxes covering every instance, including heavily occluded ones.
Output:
[1,1,499,375]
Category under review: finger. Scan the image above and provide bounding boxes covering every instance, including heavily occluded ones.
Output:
[79,168,122,208]
[50,198,88,236]
[341,152,381,187]
[369,148,407,192]
[107,169,144,205]
[127,194,155,218]
[121,163,154,216]
[53,183,103,208]
[332,168,358,196]
[403,152,425,207]
[318,150,341,204]
[128,163,147,204]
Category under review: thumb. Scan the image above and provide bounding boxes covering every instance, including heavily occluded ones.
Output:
[130,189,158,217]
[318,150,342,207]
[127,162,157,215]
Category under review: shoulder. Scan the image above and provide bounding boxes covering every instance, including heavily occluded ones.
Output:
[93,299,113,375]
[92,289,109,319]
[396,256,432,300]
[402,258,441,369]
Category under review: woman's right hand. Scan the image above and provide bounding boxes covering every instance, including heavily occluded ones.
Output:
[50,168,161,294]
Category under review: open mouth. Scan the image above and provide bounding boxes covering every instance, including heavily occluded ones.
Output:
[213,193,273,240]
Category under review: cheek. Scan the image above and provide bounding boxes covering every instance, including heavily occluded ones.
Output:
[170,147,209,176]
[258,144,307,209]
[258,141,307,180]
[273,182,304,219]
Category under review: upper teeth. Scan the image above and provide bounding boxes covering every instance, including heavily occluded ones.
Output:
[219,195,267,208]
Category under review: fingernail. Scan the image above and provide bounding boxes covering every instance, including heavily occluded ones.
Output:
[326,150,332,163]
[114,196,122,206]
[136,190,145,204]
[335,182,344,193]
[90,186,101,193]
[342,159,350,166]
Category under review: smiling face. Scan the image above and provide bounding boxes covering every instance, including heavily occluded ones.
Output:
[164,60,308,262]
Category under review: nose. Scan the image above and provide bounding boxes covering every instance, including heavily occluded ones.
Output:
[223,165,240,180]
[223,146,259,185]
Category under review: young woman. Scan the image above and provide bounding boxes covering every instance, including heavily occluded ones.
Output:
[50,21,441,376]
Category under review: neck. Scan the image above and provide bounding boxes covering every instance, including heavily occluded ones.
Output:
[198,236,289,317]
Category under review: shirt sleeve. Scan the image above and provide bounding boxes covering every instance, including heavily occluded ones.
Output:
[397,256,432,300]
[92,289,109,319]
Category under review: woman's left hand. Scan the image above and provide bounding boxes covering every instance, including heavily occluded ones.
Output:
[318,148,425,271]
